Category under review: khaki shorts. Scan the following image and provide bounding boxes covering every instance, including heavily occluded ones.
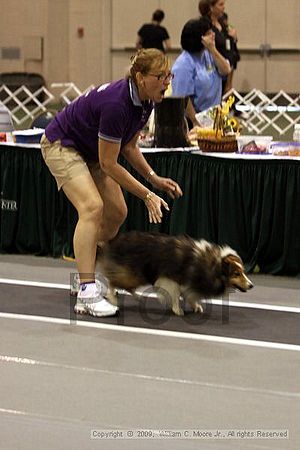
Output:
[40,134,100,190]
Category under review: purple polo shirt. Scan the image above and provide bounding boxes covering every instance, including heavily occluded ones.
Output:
[45,79,153,161]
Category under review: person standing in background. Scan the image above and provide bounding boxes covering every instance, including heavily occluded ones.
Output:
[198,0,234,93]
[136,9,171,53]
[220,12,240,92]
[171,17,230,127]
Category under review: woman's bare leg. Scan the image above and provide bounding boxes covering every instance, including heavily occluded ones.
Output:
[62,173,103,283]
[92,170,128,245]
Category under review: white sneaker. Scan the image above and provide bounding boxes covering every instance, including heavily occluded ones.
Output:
[74,283,118,317]
[74,295,118,317]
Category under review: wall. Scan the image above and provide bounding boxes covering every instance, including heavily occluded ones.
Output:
[225,0,300,93]
[0,0,47,74]
[46,0,69,87]
[111,0,300,93]
[68,0,111,89]
[0,0,299,93]
[0,0,111,91]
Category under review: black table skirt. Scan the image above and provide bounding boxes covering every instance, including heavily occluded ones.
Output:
[1,145,300,275]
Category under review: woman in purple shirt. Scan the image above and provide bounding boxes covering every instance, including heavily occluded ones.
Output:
[40,49,182,318]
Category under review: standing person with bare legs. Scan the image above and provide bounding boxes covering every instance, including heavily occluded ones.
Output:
[41,49,182,317]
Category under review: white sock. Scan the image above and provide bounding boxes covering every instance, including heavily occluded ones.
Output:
[78,282,98,297]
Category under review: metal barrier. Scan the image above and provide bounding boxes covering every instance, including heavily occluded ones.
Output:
[0,81,299,134]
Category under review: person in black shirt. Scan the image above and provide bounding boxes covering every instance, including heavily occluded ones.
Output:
[220,12,240,92]
[198,0,236,93]
[136,9,171,53]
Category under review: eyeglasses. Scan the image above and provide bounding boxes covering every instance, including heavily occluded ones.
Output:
[147,72,174,82]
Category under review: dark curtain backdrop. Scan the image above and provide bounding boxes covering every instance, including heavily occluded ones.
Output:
[1,145,300,275]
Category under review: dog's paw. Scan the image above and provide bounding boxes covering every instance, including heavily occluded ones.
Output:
[106,290,118,306]
[172,306,184,316]
[193,302,204,314]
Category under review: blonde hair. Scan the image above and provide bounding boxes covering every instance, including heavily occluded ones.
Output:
[128,48,170,83]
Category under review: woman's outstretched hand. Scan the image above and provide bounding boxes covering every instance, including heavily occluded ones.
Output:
[150,175,183,200]
[144,191,170,224]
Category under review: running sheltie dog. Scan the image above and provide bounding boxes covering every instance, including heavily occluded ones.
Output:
[97,231,253,316]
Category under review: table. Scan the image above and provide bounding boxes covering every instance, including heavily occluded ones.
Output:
[1,142,300,275]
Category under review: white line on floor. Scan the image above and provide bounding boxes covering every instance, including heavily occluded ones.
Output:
[1,312,300,352]
[1,277,300,314]
[0,407,113,428]
[0,278,68,290]
[0,354,299,399]
[203,299,300,314]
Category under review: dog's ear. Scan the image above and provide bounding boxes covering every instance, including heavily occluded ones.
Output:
[222,254,238,275]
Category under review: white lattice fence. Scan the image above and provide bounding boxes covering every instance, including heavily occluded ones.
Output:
[50,84,300,135]
[1,80,299,135]
[0,84,54,126]
[51,82,95,104]
[224,89,300,135]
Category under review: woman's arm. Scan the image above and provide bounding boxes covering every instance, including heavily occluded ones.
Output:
[136,34,142,49]
[202,33,231,76]
[121,132,153,179]
[185,98,199,127]
[163,38,171,52]
[122,133,183,199]
[98,137,148,200]
[98,136,172,224]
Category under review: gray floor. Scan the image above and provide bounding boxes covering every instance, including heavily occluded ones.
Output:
[0,254,300,450]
